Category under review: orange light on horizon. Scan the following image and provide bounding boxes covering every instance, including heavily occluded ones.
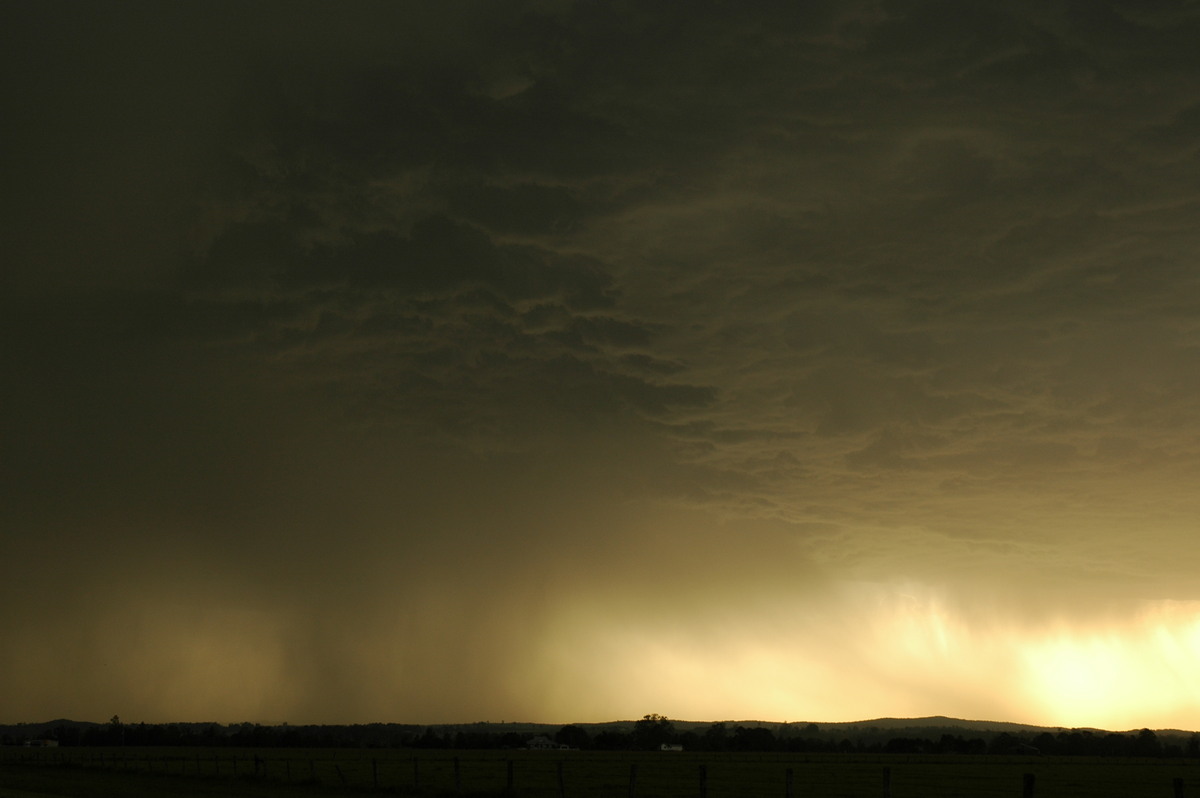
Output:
[533,585,1200,730]
[1021,601,1200,729]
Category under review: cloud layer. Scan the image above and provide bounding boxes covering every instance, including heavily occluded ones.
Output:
[5,0,1200,727]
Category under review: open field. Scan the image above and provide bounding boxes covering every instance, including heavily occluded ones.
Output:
[3,748,1200,798]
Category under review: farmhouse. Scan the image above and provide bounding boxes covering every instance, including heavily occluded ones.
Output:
[660,743,683,751]
[526,736,568,750]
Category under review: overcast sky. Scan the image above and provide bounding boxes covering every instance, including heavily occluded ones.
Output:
[5,0,1200,730]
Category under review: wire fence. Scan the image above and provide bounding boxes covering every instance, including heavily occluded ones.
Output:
[3,747,1200,798]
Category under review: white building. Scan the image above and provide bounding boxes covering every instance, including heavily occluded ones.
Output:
[526,735,569,750]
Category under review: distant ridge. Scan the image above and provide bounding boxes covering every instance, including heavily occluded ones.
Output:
[3,716,1192,740]
[811,716,1060,733]
[564,716,1184,736]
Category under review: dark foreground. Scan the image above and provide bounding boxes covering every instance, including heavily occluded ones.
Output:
[3,748,1200,798]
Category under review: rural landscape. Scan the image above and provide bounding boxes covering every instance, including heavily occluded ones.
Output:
[4,715,1200,797]
[9,3,1200,797]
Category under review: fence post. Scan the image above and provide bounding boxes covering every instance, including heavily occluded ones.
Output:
[785,767,793,798]
[700,763,708,798]
[1022,772,1035,798]
[414,756,420,789]
[508,759,515,793]
[882,766,891,798]
[558,759,567,798]
[1174,777,1184,798]
[629,762,639,798]
[455,756,462,796]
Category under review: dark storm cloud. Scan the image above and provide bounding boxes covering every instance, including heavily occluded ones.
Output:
[182,211,710,442]
[542,0,1200,611]
[8,0,1200,727]
[184,0,1196,569]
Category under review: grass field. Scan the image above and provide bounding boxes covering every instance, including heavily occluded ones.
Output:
[3,748,1200,798]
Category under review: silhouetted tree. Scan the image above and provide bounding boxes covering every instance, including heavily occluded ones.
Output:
[884,737,923,754]
[989,732,1018,754]
[499,732,527,748]
[1134,729,1162,757]
[1100,732,1130,756]
[108,715,124,746]
[731,725,776,751]
[593,729,632,750]
[633,714,676,750]
[52,724,81,746]
[1032,732,1056,754]
[555,725,590,749]
[414,727,446,749]
[704,723,729,751]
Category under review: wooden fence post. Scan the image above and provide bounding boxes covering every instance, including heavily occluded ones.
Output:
[558,759,567,798]
[1022,772,1035,798]
[1174,777,1184,798]
[700,763,708,798]
[508,759,515,793]
[882,766,891,798]
[414,756,420,789]
[373,758,379,789]
[455,756,462,796]
[785,767,794,798]
[629,762,639,798]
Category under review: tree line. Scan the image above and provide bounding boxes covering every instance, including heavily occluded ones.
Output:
[7,714,1199,758]
[604,716,1200,758]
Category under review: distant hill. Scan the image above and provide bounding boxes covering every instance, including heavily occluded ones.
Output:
[4,715,1194,746]
[804,716,1060,733]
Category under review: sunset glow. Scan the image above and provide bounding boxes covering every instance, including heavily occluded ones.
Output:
[527,586,1200,730]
